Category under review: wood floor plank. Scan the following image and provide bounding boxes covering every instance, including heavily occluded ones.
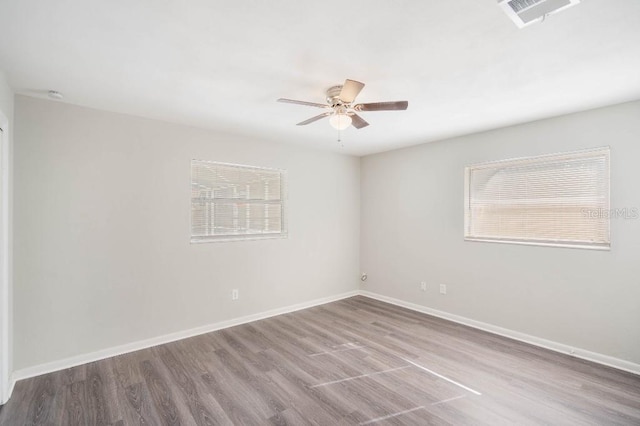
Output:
[140,359,188,425]
[110,352,144,389]
[2,295,639,425]
[85,361,116,425]
[24,373,57,425]
[155,344,220,426]
[200,370,265,425]
[264,369,344,424]
[120,382,163,425]
[60,365,86,387]
[210,347,286,419]
[62,381,88,426]
[105,352,164,425]
[267,407,312,425]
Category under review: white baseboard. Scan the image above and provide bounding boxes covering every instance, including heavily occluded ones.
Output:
[359,290,640,376]
[6,288,638,404]
[11,290,359,386]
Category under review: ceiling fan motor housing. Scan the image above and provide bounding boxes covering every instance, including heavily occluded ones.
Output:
[326,85,346,107]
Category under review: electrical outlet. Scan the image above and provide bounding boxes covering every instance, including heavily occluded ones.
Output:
[232,289,239,300]
[439,284,447,295]
[420,282,427,291]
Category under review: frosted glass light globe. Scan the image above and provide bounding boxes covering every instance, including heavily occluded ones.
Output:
[329,113,352,130]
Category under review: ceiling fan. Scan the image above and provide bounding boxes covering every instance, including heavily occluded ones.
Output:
[277,79,408,130]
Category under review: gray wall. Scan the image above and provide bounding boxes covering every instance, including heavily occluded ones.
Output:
[14,95,360,370]
[360,101,640,365]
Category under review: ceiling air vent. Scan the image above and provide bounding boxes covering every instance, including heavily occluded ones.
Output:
[498,0,581,28]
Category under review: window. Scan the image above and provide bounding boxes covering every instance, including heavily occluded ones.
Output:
[191,160,287,242]
[464,147,610,250]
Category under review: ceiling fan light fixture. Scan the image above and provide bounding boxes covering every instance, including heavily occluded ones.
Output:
[278,78,407,130]
[329,113,352,130]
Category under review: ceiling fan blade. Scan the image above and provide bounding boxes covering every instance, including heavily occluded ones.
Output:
[339,79,365,103]
[354,101,408,111]
[278,98,328,108]
[349,113,369,129]
[296,112,332,126]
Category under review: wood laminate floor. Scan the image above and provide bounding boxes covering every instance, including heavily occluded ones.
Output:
[1,296,639,425]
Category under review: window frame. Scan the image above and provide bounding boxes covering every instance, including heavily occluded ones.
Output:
[190,160,288,243]
[464,147,611,250]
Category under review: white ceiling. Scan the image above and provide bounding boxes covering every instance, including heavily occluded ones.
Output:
[1,1,639,156]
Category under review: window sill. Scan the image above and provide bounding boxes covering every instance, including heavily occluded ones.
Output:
[464,237,610,251]
[191,234,288,244]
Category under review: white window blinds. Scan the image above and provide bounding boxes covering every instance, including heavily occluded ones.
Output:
[464,147,610,249]
[191,160,287,242]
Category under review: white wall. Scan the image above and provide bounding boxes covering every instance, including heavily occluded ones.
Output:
[0,71,13,404]
[13,95,360,370]
[361,101,640,365]
[0,72,12,120]
[12,93,640,378]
